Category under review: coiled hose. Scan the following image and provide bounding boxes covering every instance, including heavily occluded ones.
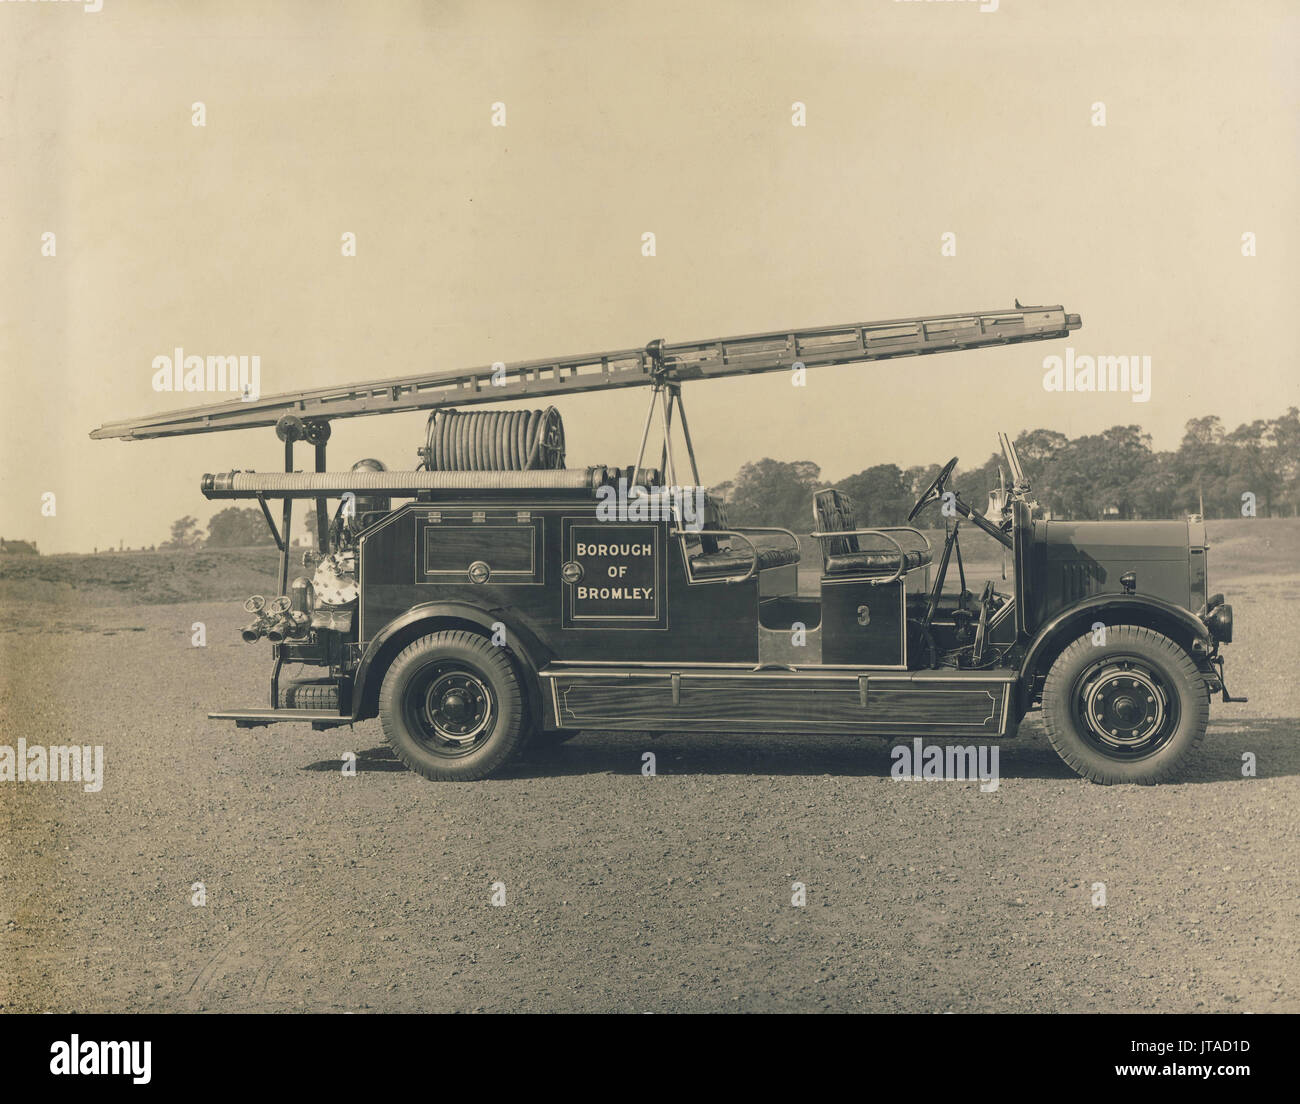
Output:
[423,408,565,470]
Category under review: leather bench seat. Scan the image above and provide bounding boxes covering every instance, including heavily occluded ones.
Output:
[686,494,801,580]
[824,548,931,576]
[813,488,932,579]
[690,546,801,579]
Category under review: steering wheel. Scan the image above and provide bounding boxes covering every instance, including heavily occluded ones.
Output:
[908,457,959,522]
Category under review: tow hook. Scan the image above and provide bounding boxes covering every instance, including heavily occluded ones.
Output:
[1211,655,1248,703]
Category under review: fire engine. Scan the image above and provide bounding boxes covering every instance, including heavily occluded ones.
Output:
[92,303,1243,784]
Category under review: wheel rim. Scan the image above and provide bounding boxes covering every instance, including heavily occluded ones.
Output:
[404,662,496,758]
[1071,655,1179,760]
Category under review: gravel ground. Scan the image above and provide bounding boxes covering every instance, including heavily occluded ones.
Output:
[1,576,1296,1014]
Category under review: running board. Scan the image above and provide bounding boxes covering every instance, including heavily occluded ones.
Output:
[210,708,353,730]
[538,666,1017,737]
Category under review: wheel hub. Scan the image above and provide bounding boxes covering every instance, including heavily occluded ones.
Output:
[421,670,492,745]
[441,690,469,721]
[1079,664,1168,751]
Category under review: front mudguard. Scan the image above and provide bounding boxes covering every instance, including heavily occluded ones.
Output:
[1016,593,1215,715]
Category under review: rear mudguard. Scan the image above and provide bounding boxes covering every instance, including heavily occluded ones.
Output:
[350,602,552,725]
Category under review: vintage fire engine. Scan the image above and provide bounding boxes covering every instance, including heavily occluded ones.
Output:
[92,304,1242,784]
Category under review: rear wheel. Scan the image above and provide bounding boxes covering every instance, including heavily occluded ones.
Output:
[378,630,525,781]
[1041,624,1208,784]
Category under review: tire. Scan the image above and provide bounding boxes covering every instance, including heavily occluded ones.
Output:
[1041,624,1208,785]
[278,678,340,711]
[378,630,525,781]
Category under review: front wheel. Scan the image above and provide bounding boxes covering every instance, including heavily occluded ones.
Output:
[378,630,526,781]
[1041,624,1208,784]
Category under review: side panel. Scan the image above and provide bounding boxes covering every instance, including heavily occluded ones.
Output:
[541,668,1014,737]
[358,501,759,664]
[820,576,905,667]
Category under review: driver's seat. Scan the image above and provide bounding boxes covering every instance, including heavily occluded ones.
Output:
[813,489,932,576]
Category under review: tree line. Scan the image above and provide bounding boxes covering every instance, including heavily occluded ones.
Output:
[160,408,1299,546]
[162,508,324,550]
[711,408,1300,531]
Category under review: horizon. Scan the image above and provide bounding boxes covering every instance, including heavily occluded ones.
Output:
[8,401,1296,553]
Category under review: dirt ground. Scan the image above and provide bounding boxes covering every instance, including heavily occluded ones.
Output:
[1,552,1297,1013]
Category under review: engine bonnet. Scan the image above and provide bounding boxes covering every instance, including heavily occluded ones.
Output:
[1041,519,1205,562]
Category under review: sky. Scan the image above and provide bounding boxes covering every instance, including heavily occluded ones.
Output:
[2,0,1297,553]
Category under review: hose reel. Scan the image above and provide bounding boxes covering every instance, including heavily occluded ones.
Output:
[422,408,565,471]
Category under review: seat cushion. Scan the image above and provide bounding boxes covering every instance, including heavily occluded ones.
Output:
[690,546,801,579]
[755,547,801,571]
[824,548,931,576]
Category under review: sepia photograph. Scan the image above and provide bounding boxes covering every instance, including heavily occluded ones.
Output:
[0,0,1295,1072]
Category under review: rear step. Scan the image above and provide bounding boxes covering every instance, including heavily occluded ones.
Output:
[210,708,351,730]
[213,676,349,729]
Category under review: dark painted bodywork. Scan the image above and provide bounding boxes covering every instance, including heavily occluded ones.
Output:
[334,486,1225,739]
